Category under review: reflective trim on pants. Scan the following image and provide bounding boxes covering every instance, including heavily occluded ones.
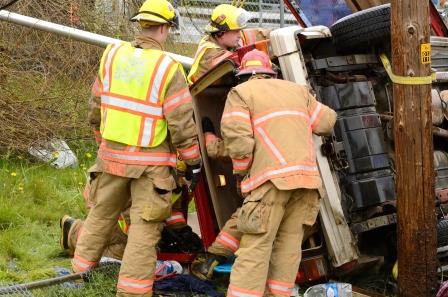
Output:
[266,279,294,296]
[117,276,153,294]
[227,284,263,297]
[71,254,97,272]
[215,231,240,252]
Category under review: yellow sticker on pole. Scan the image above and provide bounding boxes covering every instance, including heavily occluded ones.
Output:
[421,43,431,64]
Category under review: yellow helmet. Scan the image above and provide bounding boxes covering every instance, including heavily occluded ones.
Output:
[205,4,251,33]
[131,0,178,28]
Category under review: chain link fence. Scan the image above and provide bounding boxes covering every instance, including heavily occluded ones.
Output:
[94,0,297,44]
[175,0,297,44]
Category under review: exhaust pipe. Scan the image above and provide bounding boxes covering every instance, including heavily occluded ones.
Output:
[0,10,193,69]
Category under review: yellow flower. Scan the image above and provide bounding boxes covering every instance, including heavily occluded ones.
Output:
[52,151,60,158]
[85,153,92,159]
[18,186,24,192]
[78,182,83,186]
[10,172,17,177]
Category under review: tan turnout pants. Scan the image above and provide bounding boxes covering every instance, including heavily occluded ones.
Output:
[227,182,320,297]
[72,165,176,297]
[68,219,128,260]
[67,193,187,260]
[208,210,242,258]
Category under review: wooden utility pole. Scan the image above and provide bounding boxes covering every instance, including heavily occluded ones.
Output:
[391,0,437,296]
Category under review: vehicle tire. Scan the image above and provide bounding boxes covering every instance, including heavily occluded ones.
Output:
[438,218,448,247]
[330,4,390,52]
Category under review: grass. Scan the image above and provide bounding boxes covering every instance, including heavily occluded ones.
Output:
[0,142,96,284]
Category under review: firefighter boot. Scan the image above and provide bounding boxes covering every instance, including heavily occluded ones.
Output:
[59,215,75,252]
[190,253,226,280]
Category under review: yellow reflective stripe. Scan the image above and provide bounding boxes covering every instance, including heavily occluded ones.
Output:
[101,95,163,117]
[244,60,263,67]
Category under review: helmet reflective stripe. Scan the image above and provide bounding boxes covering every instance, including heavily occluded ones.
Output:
[236,49,276,76]
[244,60,263,67]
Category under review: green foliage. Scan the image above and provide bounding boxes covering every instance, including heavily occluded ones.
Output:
[0,152,96,283]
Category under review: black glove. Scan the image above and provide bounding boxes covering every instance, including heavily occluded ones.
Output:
[235,174,244,198]
[185,164,201,191]
[201,117,215,134]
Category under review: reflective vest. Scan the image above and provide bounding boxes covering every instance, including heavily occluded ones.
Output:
[117,214,129,235]
[99,42,178,148]
[187,37,222,85]
[240,28,258,46]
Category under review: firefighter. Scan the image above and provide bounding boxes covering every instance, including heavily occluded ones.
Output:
[60,159,200,260]
[186,4,251,85]
[189,6,273,281]
[222,50,336,297]
[71,0,201,295]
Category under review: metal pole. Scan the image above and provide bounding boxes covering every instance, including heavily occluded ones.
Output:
[0,272,85,295]
[0,10,193,69]
[280,0,285,27]
[258,0,262,27]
